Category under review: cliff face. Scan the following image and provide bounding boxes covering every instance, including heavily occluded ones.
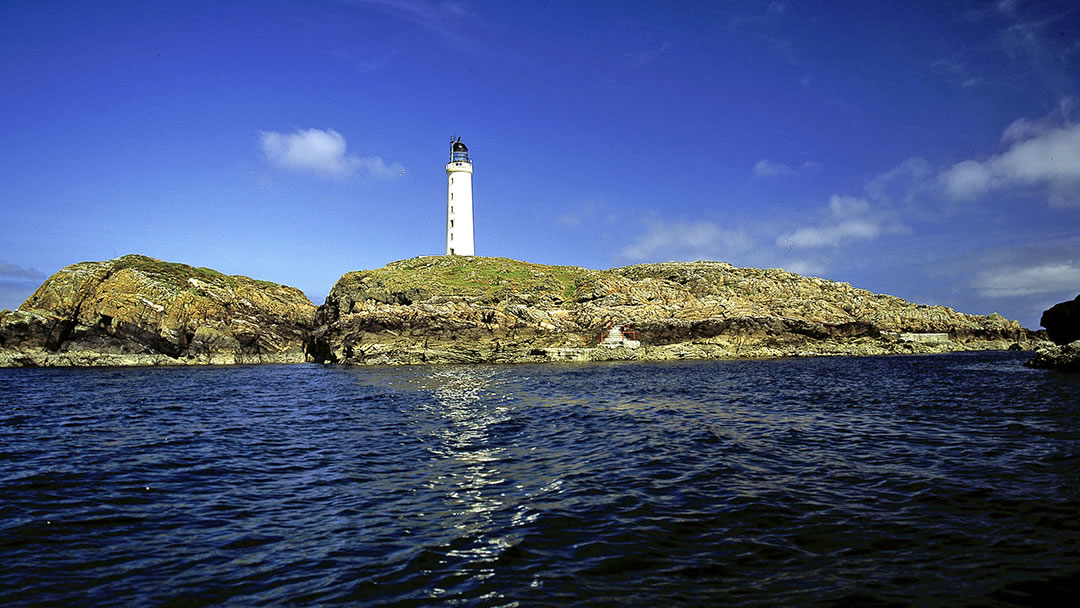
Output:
[310,256,1038,365]
[0,255,316,366]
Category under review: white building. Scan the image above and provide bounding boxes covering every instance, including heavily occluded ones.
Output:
[446,138,474,256]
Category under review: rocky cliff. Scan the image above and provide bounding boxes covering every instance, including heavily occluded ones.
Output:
[309,256,1041,365]
[0,255,316,367]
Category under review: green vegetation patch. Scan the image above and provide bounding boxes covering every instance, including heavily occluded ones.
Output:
[112,254,238,289]
[358,256,591,302]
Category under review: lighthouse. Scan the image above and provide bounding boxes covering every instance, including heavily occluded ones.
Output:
[445,138,474,256]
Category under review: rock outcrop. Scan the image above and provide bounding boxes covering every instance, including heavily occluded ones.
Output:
[0,255,316,367]
[309,256,1042,365]
[1040,294,1080,346]
[1024,295,1080,371]
[1025,340,1080,371]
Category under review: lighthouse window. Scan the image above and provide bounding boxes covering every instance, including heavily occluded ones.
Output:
[450,233,454,241]
[450,178,454,185]
[450,193,454,201]
[450,220,454,228]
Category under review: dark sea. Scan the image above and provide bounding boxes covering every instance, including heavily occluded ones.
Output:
[2,352,1079,607]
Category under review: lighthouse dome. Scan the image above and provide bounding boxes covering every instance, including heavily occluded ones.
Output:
[450,138,470,163]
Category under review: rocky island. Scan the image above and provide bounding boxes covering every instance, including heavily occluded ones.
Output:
[308,255,1041,365]
[0,255,316,367]
[1,254,1047,368]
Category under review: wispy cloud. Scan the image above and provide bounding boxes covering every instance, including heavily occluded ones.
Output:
[0,262,47,282]
[995,4,1079,93]
[937,2,1079,94]
[727,1,787,30]
[931,56,988,90]
[620,219,753,262]
[624,42,673,71]
[0,262,47,310]
[752,159,820,178]
[865,157,933,206]
[328,48,396,73]
[603,41,674,89]
[777,195,908,249]
[727,2,812,86]
[939,120,1080,206]
[259,128,403,179]
[554,200,617,228]
[350,0,472,46]
[781,260,826,277]
[973,261,1080,297]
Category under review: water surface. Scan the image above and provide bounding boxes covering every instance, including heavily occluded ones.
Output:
[2,352,1078,605]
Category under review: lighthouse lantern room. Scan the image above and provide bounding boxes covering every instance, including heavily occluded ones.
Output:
[445,138,474,256]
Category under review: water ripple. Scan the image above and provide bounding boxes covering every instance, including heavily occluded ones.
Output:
[1,353,1079,606]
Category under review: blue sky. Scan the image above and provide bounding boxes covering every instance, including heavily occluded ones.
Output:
[2,0,1078,328]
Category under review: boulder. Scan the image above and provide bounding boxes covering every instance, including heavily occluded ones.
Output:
[1040,294,1080,345]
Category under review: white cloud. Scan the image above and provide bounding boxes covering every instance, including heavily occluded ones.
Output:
[259,128,403,179]
[621,219,753,262]
[352,156,406,178]
[1001,116,1051,144]
[783,221,881,248]
[973,262,1080,297]
[777,195,905,249]
[780,260,825,277]
[752,159,820,178]
[753,159,793,177]
[940,121,1080,206]
[828,194,869,218]
[865,157,933,204]
[940,159,994,200]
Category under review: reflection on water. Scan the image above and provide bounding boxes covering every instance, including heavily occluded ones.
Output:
[410,366,532,601]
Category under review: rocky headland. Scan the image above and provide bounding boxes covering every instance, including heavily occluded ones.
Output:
[1,254,1047,368]
[0,255,316,367]
[308,255,1042,365]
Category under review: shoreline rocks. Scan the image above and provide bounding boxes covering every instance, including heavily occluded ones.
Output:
[1025,340,1080,371]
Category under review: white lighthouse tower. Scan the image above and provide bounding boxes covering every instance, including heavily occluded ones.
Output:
[445,137,474,256]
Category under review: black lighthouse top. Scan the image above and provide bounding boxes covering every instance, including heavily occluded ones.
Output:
[450,138,470,163]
